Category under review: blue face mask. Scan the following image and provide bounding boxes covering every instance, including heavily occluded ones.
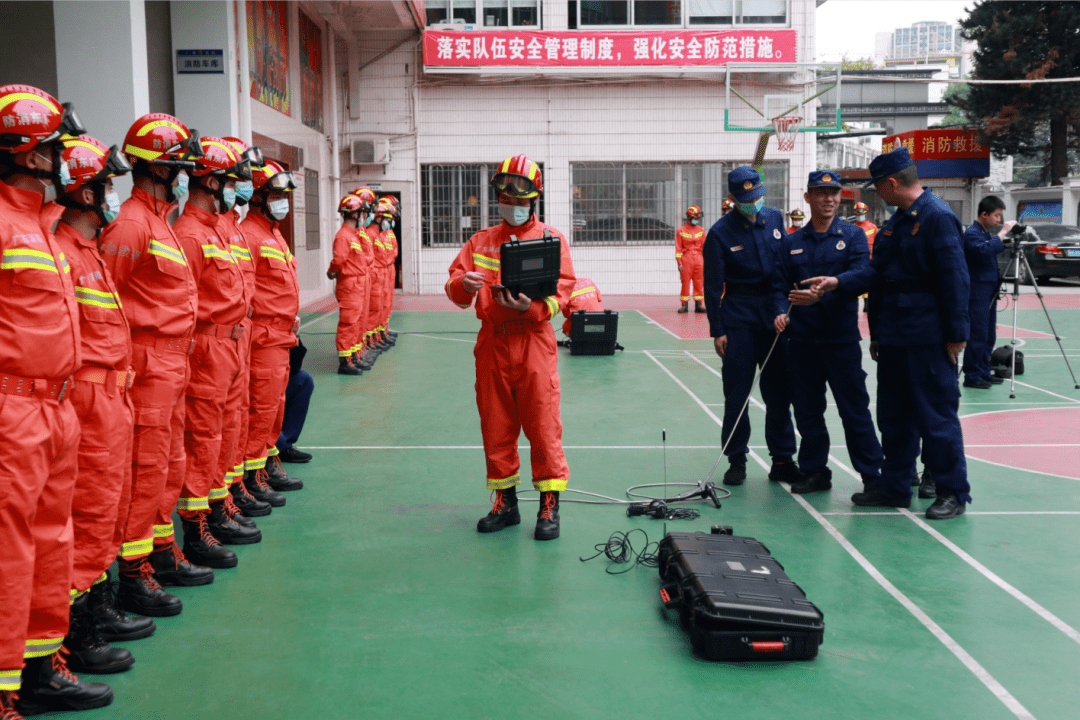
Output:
[363,213,374,227]
[381,219,392,231]
[690,219,699,225]
[102,192,121,224]
[222,187,237,211]
[174,171,189,199]
[739,198,765,216]
[236,181,254,203]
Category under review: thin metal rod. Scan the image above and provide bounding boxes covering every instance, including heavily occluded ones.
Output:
[1020,253,1080,388]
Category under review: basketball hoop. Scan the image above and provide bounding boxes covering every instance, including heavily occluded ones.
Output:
[772,116,802,152]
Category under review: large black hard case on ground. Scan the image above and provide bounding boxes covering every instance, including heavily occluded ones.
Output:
[658,532,824,661]
[569,310,619,355]
[499,232,561,300]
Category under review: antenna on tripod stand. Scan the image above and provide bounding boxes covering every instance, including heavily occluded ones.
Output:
[662,429,667,536]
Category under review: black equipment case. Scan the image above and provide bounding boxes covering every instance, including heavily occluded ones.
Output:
[658,531,824,661]
[499,231,561,300]
[569,310,619,355]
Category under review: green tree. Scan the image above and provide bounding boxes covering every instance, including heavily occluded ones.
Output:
[958,1,1080,185]
[935,83,972,128]
[840,57,874,71]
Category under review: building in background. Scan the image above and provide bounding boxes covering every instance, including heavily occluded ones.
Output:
[875,20,968,78]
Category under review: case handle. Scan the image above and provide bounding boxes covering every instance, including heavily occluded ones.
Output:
[659,584,682,609]
[742,638,789,653]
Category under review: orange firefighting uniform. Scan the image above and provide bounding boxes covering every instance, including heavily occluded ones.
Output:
[855,219,878,256]
[239,212,299,474]
[380,227,398,331]
[53,221,134,598]
[168,203,247,520]
[0,181,82,688]
[354,224,376,352]
[364,223,388,346]
[216,210,254,498]
[446,214,576,491]
[675,222,705,303]
[330,223,369,357]
[786,224,800,234]
[561,277,603,337]
[99,186,197,556]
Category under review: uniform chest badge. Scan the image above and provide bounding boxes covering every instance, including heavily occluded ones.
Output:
[912,222,920,235]
[773,229,782,239]
[836,240,846,250]
[731,245,744,252]
[790,248,804,254]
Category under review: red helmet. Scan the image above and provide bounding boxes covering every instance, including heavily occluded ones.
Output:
[789,208,805,220]
[0,85,85,154]
[58,134,131,192]
[339,194,364,216]
[721,199,735,213]
[854,202,869,215]
[351,186,377,210]
[122,113,202,167]
[491,154,542,199]
[374,199,394,218]
[221,137,264,168]
[190,136,250,180]
[686,205,703,221]
[251,160,296,192]
[379,195,400,217]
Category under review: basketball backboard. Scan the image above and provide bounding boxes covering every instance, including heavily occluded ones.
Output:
[725,62,843,134]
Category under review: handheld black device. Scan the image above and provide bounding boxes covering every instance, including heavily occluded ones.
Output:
[499,230,561,300]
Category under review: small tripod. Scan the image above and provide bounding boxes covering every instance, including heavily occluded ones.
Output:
[999,232,1080,398]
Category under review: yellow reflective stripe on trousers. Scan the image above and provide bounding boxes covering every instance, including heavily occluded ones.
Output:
[244,456,267,471]
[153,523,175,539]
[472,253,500,272]
[534,477,568,492]
[75,285,122,309]
[1,247,59,273]
[120,537,153,558]
[24,638,63,659]
[208,486,230,501]
[268,446,279,458]
[487,473,521,490]
[0,668,21,690]
[148,239,187,266]
[176,496,209,512]
[544,296,558,320]
[570,286,596,299]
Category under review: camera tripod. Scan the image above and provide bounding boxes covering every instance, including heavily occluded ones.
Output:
[998,231,1080,398]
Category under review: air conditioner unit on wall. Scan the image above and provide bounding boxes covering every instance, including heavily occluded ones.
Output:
[430,22,478,31]
[351,137,390,166]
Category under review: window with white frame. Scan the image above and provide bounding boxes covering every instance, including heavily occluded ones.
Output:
[421,163,546,247]
[566,0,786,29]
[571,161,788,245]
[426,0,541,27]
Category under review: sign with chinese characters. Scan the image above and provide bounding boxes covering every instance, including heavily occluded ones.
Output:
[177,49,224,74]
[423,29,797,68]
[881,129,990,179]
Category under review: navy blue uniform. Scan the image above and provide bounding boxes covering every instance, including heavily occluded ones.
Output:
[961,222,1004,383]
[777,218,883,479]
[839,189,971,502]
[703,206,796,460]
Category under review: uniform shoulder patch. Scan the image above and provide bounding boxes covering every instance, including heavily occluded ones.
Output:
[773,229,782,239]
[790,248,804,254]
[912,222,920,235]
[836,240,846,250]
[731,245,744,252]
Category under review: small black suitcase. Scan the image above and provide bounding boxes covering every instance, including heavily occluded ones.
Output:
[658,531,824,661]
[569,310,619,355]
[499,231,561,300]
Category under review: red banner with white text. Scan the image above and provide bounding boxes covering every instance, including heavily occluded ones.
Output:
[423,29,798,68]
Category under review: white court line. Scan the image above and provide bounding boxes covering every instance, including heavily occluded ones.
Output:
[824,511,1080,516]
[410,333,473,343]
[636,310,682,340]
[644,351,1033,720]
[297,311,335,331]
[966,443,1080,448]
[1012,380,1080,404]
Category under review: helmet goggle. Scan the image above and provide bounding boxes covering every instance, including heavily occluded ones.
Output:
[238,146,263,167]
[155,129,204,169]
[491,173,539,199]
[40,103,86,146]
[266,169,296,191]
[89,145,133,185]
[222,157,252,181]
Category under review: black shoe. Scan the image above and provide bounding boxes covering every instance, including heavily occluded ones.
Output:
[851,483,911,509]
[265,456,303,491]
[477,487,521,533]
[963,378,992,389]
[117,559,183,617]
[65,596,134,675]
[207,500,262,545]
[279,445,312,463]
[386,330,398,338]
[223,494,258,528]
[790,467,832,494]
[768,458,804,483]
[911,468,921,487]
[15,652,113,715]
[351,353,373,371]
[2,690,25,720]
[723,461,747,486]
[338,357,362,375]
[86,578,156,642]
[987,376,1004,385]
[230,479,272,517]
[149,542,216,586]
[694,302,706,313]
[677,303,688,313]
[244,469,286,507]
[182,515,238,569]
[535,491,560,541]
[918,468,937,499]
[926,491,966,520]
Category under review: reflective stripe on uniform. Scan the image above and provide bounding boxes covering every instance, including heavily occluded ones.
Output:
[120,537,153,558]
[230,244,252,262]
[487,472,521,490]
[23,638,63,659]
[153,523,175,539]
[268,446,279,458]
[534,477,568,492]
[544,296,558,320]
[259,246,287,263]
[244,456,267,471]
[208,486,229,501]
[176,496,209,512]
[1,247,59,273]
[0,668,20,690]
[148,239,187,266]
[570,286,596,299]
[202,244,237,263]
[74,285,122,309]
[471,253,499,271]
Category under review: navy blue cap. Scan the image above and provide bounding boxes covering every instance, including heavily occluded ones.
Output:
[728,166,766,203]
[863,147,916,188]
[808,170,841,190]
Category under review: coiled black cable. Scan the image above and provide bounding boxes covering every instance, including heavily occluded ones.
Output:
[579,529,660,575]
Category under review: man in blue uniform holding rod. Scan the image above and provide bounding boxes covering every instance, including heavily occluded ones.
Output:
[703,166,800,486]
[803,148,971,519]
[962,195,1015,389]
[774,171,883,495]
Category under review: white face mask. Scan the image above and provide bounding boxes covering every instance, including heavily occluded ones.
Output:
[498,202,530,227]
[103,192,121,224]
[268,198,290,220]
[381,219,392,231]
[856,214,867,222]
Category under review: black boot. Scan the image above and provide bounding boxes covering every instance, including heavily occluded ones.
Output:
[380,331,396,347]
[244,469,286,507]
[352,351,373,371]
[790,467,832,494]
[229,479,272,517]
[476,487,520,533]
[87,577,156,642]
[64,596,134,675]
[149,541,216,586]
[925,490,965,520]
[338,356,362,375]
[535,491,560,541]
[181,513,238,569]
[918,467,937,499]
[265,456,303,491]
[279,445,312,463]
[677,302,688,313]
[723,456,747,486]
[15,651,113,715]
[1,690,25,720]
[207,500,262,544]
[117,558,183,617]
[694,301,706,313]
[223,493,258,528]
[769,457,804,483]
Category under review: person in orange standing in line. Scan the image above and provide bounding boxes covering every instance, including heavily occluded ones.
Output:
[721,199,735,216]
[561,277,603,338]
[213,138,272,526]
[0,85,115,718]
[676,205,706,314]
[238,160,302,507]
[98,113,205,617]
[347,187,378,370]
[786,208,805,234]
[446,154,576,541]
[362,200,392,363]
[375,197,398,348]
[53,134,150,678]
[853,202,878,256]
[167,136,260,573]
[328,194,367,376]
